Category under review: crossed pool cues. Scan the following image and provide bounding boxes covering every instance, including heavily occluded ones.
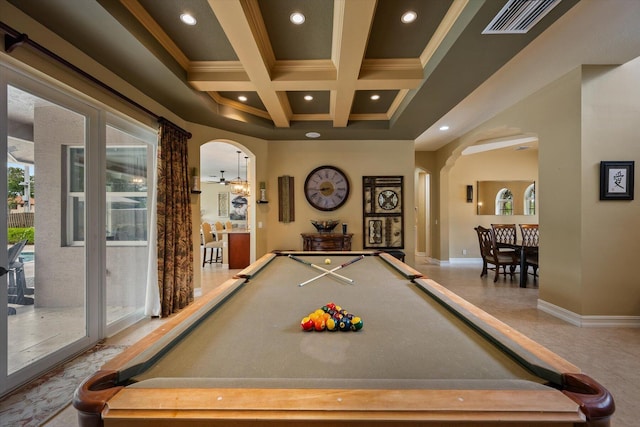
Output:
[288,254,365,287]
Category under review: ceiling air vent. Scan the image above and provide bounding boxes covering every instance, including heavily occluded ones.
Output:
[483,0,561,34]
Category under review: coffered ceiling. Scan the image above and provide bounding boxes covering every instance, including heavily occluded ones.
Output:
[5,0,582,150]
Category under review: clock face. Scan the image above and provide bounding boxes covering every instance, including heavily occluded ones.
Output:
[304,166,350,211]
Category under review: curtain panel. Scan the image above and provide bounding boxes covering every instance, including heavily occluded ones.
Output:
[156,120,193,317]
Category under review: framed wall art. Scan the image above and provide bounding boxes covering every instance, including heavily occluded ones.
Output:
[230,194,248,220]
[600,161,634,200]
[218,192,229,217]
[362,176,404,249]
[278,175,295,223]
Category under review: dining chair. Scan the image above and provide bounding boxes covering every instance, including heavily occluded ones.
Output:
[519,224,539,281]
[201,222,223,267]
[491,223,517,245]
[475,226,519,282]
[491,223,518,258]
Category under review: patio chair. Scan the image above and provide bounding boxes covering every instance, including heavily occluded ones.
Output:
[7,239,33,306]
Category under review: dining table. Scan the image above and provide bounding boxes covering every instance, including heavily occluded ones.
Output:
[498,242,537,287]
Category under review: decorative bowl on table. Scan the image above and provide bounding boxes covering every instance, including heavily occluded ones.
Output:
[311,220,340,233]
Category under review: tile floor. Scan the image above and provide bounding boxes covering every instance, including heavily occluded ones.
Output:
[10,257,640,426]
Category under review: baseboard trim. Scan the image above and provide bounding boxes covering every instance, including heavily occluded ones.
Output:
[537,299,640,327]
[449,257,483,264]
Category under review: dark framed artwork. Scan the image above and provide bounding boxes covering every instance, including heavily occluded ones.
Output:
[600,161,634,200]
[362,176,404,249]
[278,175,295,223]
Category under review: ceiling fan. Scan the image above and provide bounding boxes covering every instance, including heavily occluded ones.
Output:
[204,170,229,185]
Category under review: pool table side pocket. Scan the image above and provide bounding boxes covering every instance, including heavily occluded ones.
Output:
[236,252,277,278]
[378,251,423,279]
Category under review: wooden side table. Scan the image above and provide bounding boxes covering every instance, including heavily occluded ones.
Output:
[301,233,353,251]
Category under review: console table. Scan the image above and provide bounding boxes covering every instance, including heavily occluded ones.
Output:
[301,233,353,251]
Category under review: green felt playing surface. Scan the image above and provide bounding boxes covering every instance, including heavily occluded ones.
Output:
[130,254,551,390]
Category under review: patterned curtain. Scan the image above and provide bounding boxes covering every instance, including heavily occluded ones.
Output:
[156,119,193,317]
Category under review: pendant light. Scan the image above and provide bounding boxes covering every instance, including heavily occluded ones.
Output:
[230,150,244,194]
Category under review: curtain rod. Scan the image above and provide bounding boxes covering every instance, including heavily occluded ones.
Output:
[1,21,192,139]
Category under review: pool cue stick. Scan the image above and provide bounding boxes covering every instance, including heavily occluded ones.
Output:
[288,254,354,284]
[291,254,364,286]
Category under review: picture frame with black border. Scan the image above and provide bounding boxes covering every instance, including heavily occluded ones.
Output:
[362,176,404,249]
[600,161,634,200]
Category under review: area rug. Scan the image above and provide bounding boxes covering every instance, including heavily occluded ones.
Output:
[0,343,128,427]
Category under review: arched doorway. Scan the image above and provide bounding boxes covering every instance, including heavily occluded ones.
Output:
[199,141,255,269]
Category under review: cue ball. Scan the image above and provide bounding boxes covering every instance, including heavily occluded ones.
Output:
[324,258,331,265]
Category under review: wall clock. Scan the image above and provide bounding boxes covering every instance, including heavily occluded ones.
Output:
[304,165,350,211]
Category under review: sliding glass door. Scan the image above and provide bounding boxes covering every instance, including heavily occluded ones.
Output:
[2,73,95,394]
[104,119,155,334]
[1,64,155,397]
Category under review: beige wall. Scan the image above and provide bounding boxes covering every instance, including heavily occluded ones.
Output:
[432,61,640,317]
[264,139,416,265]
[448,149,538,260]
[580,62,640,315]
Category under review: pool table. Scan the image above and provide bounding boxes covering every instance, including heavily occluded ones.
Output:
[74,251,614,426]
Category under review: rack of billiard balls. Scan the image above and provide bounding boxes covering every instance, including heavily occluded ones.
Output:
[300,302,363,332]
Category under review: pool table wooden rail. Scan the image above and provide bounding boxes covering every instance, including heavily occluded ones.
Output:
[97,387,589,426]
[73,251,613,427]
[414,277,614,421]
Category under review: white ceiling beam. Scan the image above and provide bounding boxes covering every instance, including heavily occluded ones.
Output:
[208,0,291,127]
[330,0,377,127]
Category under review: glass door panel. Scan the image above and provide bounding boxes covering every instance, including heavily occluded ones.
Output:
[104,122,155,331]
[6,85,87,375]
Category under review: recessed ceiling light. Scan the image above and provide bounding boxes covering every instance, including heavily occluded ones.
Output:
[305,132,321,139]
[290,12,305,25]
[238,95,248,102]
[180,13,197,25]
[370,94,380,101]
[439,125,450,131]
[401,11,417,24]
[304,95,313,101]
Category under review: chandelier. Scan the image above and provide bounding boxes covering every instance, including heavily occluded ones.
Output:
[230,150,250,196]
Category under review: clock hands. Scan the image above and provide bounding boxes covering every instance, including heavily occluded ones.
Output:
[304,166,350,211]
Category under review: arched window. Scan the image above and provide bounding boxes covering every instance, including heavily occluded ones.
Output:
[524,183,536,215]
[495,188,513,215]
